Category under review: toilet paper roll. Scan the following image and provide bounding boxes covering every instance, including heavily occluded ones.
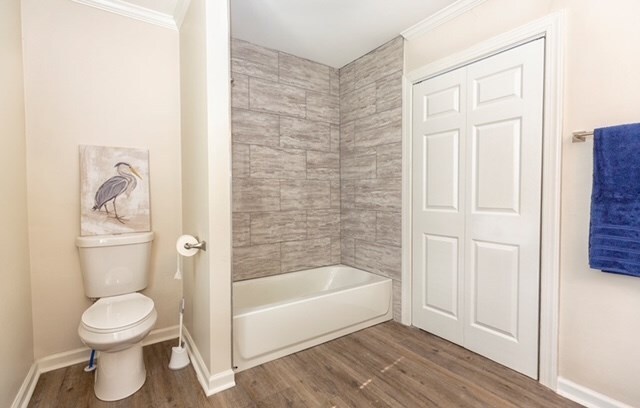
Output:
[176,235,199,257]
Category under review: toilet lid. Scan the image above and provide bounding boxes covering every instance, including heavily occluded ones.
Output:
[82,293,154,331]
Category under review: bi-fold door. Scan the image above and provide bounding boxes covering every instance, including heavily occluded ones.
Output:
[411,38,544,378]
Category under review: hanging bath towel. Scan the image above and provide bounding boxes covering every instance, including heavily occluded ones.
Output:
[589,123,640,277]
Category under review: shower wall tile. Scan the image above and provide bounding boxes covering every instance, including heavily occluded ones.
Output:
[231,38,279,82]
[354,241,401,280]
[354,36,404,89]
[281,238,332,272]
[330,181,341,209]
[341,209,377,241]
[376,212,401,247]
[231,108,280,146]
[392,279,402,321]
[340,180,356,209]
[281,180,331,210]
[340,121,356,153]
[341,237,356,265]
[376,71,403,112]
[330,125,340,153]
[341,148,377,180]
[355,107,402,148]
[233,213,251,248]
[231,38,340,282]
[231,73,249,109]
[233,243,281,280]
[340,83,376,123]
[279,53,330,94]
[376,142,402,178]
[306,91,339,124]
[339,61,356,95]
[249,145,306,179]
[249,77,306,118]
[355,178,402,211]
[307,151,339,180]
[232,143,250,178]
[331,237,341,263]
[340,36,404,320]
[329,68,340,96]
[250,211,307,245]
[307,209,340,239]
[280,117,331,152]
[233,178,280,212]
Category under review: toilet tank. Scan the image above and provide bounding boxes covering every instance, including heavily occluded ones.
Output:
[76,232,154,298]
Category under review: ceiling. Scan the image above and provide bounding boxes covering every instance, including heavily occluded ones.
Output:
[78,0,462,68]
[230,0,458,68]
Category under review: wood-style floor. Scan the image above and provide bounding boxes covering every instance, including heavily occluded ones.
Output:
[28,322,581,407]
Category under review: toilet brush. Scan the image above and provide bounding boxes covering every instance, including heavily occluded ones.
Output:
[169,298,190,370]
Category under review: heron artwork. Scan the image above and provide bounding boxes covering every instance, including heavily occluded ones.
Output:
[92,162,142,224]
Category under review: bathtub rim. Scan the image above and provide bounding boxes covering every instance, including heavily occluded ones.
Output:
[233,264,390,316]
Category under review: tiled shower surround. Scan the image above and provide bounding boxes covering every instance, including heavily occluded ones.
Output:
[231,37,403,319]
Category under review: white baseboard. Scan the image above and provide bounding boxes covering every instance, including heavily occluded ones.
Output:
[144,324,179,346]
[10,363,39,408]
[557,377,634,408]
[11,325,179,407]
[183,326,235,396]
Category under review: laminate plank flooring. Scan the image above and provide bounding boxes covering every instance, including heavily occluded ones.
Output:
[28,322,582,407]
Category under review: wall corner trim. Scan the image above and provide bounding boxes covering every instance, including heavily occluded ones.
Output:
[401,0,487,40]
[183,327,235,396]
[557,377,634,408]
[70,0,178,30]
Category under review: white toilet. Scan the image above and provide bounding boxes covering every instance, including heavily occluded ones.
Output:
[75,231,157,402]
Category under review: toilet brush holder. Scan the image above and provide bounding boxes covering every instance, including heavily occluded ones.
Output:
[169,345,190,370]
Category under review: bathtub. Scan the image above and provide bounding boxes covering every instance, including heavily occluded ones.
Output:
[233,264,392,371]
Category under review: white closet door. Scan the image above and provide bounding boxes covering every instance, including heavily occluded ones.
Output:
[412,39,544,378]
[411,67,467,344]
[463,39,544,378]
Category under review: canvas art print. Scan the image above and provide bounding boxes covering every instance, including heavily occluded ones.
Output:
[80,145,151,236]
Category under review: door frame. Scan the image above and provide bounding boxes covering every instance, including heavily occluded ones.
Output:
[401,11,565,390]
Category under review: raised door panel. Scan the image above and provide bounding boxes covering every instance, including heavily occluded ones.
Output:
[412,67,466,344]
[464,39,544,379]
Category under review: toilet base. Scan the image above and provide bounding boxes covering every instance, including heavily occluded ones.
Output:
[94,341,146,401]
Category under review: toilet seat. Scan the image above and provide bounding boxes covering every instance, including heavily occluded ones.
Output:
[82,293,154,333]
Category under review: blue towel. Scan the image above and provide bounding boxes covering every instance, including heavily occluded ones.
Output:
[589,123,640,277]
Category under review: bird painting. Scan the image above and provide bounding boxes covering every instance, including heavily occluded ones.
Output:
[80,145,150,236]
[92,162,142,224]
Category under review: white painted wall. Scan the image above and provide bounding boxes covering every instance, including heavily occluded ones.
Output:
[180,0,234,387]
[405,0,640,405]
[21,0,182,359]
[0,0,34,406]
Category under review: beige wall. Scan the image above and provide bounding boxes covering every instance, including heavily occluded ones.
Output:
[180,0,233,380]
[180,0,212,369]
[0,0,34,406]
[405,0,640,405]
[21,0,182,359]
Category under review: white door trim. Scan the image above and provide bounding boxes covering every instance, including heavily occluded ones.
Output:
[401,11,565,390]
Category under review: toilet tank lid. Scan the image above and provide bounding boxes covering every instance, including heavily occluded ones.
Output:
[76,231,154,248]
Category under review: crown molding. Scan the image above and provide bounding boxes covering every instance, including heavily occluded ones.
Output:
[401,0,487,40]
[71,0,178,30]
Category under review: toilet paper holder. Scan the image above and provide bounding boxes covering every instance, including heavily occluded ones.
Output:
[184,238,207,252]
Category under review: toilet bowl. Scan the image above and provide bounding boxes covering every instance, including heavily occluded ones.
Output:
[78,292,157,401]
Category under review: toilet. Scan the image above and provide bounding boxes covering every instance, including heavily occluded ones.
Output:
[75,231,157,402]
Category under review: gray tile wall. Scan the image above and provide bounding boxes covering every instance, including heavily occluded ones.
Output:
[231,39,341,281]
[339,37,404,320]
[231,36,404,321]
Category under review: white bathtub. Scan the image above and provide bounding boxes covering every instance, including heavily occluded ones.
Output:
[233,264,392,371]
